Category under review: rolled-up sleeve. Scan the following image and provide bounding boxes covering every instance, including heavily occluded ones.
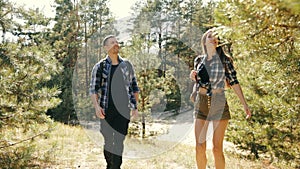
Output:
[89,63,102,95]
[131,76,139,93]
[225,59,239,86]
[128,61,139,109]
[128,61,139,93]
[131,75,139,110]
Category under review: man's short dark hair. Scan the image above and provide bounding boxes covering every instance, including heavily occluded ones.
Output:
[102,35,116,46]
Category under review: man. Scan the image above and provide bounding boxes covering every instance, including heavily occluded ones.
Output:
[90,35,139,169]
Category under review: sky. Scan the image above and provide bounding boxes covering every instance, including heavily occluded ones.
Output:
[109,0,140,19]
[9,0,56,17]
[9,0,140,19]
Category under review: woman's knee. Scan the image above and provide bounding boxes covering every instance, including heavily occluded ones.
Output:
[196,142,206,153]
[212,146,223,156]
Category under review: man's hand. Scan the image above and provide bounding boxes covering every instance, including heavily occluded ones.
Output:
[95,105,105,119]
[131,109,138,121]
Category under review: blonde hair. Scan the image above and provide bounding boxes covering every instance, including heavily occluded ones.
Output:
[201,29,211,55]
[201,28,233,88]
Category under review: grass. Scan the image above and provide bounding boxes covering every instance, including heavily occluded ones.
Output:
[31,122,294,169]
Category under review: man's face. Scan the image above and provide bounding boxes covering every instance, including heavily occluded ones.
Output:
[104,37,120,55]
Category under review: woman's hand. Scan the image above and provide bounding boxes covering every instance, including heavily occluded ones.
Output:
[231,84,252,120]
[190,70,197,81]
[244,104,251,119]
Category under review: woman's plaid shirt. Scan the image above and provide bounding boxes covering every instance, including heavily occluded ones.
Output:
[89,56,139,111]
[194,54,239,89]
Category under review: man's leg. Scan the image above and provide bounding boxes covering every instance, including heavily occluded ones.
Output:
[111,133,126,169]
[104,150,113,169]
[111,114,130,169]
[100,119,114,169]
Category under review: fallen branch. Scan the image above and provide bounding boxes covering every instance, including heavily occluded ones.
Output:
[0,128,51,149]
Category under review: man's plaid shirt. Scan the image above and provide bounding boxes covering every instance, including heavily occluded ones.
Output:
[194,54,239,89]
[89,55,139,111]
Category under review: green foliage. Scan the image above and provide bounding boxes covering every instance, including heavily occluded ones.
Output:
[0,1,62,167]
[122,35,172,113]
[121,34,182,138]
[0,37,61,169]
[130,0,213,111]
[215,0,300,166]
[45,0,81,123]
[193,0,218,31]
[0,43,62,119]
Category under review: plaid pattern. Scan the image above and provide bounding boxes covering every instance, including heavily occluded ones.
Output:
[223,56,239,86]
[90,55,139,111]
[194,54,239,89]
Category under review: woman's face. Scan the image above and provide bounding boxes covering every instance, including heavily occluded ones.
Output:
[205,31,218,49]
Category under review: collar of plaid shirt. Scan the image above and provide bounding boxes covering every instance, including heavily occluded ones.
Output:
[99,55,139,111]
[198,54,226,89]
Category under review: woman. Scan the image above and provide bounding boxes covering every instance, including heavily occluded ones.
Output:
[190,29,251,169]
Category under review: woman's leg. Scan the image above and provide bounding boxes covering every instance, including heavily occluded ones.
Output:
[212,120,228,169]
[195,119,209,169]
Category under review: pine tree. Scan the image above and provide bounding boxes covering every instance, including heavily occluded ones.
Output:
[215,0,300,166]
[0,1,62,167]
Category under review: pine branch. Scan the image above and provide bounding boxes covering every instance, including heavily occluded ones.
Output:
[274,24,300,29]
[250,26,268,38]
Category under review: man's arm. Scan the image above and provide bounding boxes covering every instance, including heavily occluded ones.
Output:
[131,92,139,119]
[90,61,105,119]
[91,94,105,119]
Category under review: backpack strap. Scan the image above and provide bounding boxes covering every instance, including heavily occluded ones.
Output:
[194,55,203,70]
[194,55,205,85]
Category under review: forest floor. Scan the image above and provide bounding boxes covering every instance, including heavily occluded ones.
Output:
[37,110,290,169]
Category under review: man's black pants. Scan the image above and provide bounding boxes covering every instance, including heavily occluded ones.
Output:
[100,109,130,169]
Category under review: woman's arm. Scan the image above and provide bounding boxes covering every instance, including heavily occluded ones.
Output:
[231,83,251,119]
